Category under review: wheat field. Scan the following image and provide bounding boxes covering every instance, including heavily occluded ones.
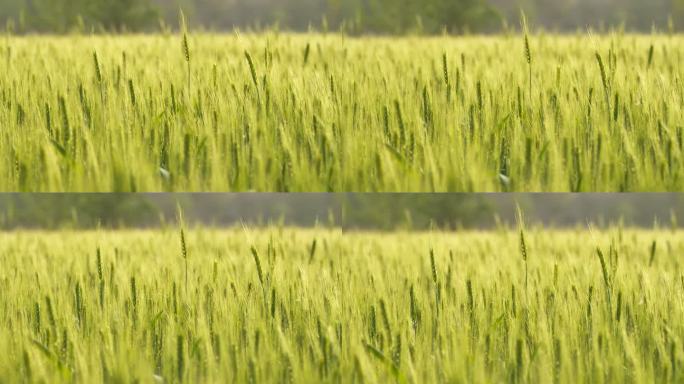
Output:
[0,225,682,383]
[1,33,682,192]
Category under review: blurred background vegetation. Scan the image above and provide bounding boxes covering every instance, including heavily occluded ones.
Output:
[0,194,682,230]
[1,0,684,34]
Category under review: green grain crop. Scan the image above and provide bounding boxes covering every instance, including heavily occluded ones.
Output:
[0,33,683,191]
[0,225,683,382]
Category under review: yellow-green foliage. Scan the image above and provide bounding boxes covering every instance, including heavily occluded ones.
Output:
[0,226,683,382]
[1,33,683,191]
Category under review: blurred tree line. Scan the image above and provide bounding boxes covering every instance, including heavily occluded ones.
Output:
[491,0,684,32]
[0,195,338,229]
[0,0,496,34]
[2,0,158,33]
[2,0,683,34]
[342,195,493,230]
[0,195,159,229]
[0,195,682,230]
[192,0,499,33]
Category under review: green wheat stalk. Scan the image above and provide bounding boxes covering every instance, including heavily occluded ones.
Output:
[180,9,191,93]
[517,205,529,301]
[178,203,188,294]
[521,11,532,99]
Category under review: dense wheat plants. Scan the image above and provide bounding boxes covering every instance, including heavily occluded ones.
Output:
[1,225,683,382]
[1,32,683,191]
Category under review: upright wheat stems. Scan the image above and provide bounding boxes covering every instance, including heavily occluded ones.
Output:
[245,51,260,101]
[93,51,104,102]
[596,52,611,127]
[178,204,188,294]
[596,247,613,317]
[180,10,191,94]
[442,53,451,102]
[517,205,529,303]
[521,12,532,100]
[0,225,681,382]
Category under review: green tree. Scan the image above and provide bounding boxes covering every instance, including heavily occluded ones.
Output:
[342,195,493,230]
[0,195,159,229]
[24,0,157,32]
[434,0,500,32]
[341,0,499,34]
[88,0,158,31]
[25,0,85,32]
